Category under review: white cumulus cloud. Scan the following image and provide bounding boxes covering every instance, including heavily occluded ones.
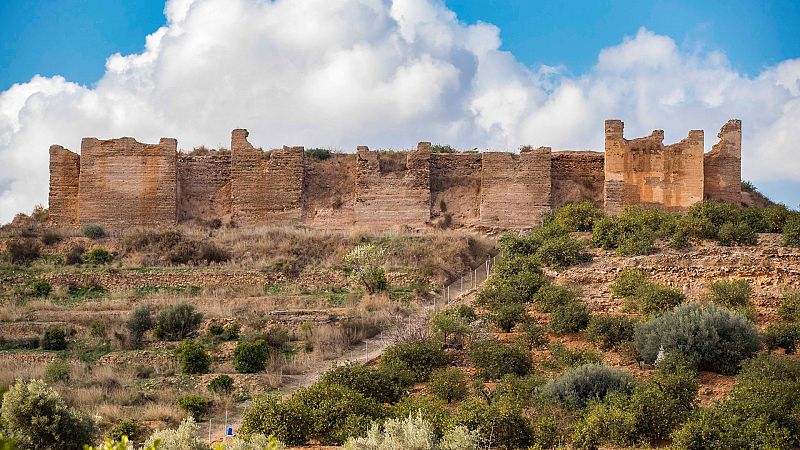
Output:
[1,0,799,223]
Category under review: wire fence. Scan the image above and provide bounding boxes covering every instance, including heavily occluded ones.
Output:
[438,252,502,308]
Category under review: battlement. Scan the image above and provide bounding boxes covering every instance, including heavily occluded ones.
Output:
[47,120,742,230]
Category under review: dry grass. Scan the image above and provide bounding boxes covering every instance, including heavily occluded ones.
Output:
[0,360,45,385]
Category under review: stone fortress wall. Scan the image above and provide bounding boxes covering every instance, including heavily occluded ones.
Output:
[48,120,742,230]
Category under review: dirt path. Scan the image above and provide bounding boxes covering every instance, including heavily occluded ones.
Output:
[208,332,394,443]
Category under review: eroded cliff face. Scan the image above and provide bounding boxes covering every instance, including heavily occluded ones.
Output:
[47,120,744,230]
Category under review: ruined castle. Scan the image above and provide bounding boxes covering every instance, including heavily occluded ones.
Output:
[48,119,742,230]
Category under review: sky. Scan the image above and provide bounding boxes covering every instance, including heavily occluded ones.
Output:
[0,0,798,222]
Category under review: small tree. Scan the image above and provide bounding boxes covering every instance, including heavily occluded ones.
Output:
[343,243,388,294]
[704,279,752,308]
[176,395,213,420]
[550,301,590,334]
[784,213,800,247]
[488,302,526,332]
[0,379,96,450]
[125,305,155,346]
[427,368,468,403]
[41,327,68,351]
[84,247,113,264]
[233,340,269,373]
[154,302,204,341]
[381,341,448,382]
[208,374,235,396]
[174,339,211,374]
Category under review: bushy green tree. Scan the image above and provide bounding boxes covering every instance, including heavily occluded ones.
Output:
[174,339,211,374]
[778,290,800,322]
[41,327,68,351]
[532,283,580,312]
[586,315,637,350]
[784,213,800,247]
[176,395,213,420]
[469,339,531,379]
[320,362,414,404]
[154,302,204,341]
[427,368,468,404]
[391,395,452,440]
[487,302,526,332]
[552,200,605,232]
[0,379,95,450]
[453,396,535,450]
[81,223,106,239]
[125,305,154,346]
[233,340,269,373]
[550,301,590,334]
[381,341,448,382]
[208,374,235,396]
[84,247,113,264]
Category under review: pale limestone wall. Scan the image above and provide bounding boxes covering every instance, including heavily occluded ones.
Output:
[48,145,80,226]
[177,153,231,223]
[230,129,304,226]
[78,137,177,228]
[430,153,482,227]
[354,143,431,228]
[604,120,704,214]
[704,119,742,204]
[479,147,552,229]
[551,151,605,208]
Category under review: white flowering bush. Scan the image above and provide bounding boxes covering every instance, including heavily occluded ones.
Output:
[343,412,477,450]
[141,417,208,450]
[343,243,388,293]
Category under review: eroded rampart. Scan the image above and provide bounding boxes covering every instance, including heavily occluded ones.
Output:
[47,120,742,230]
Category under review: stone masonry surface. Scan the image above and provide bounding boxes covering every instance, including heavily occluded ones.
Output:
[48,120,742,230]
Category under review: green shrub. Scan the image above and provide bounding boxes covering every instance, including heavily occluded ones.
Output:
[207,322,225,336]
[427,368,468,403]
[717,221,758,246]
[478,255,548,305]
[106,418,141,443]
[65,245,84,265]
[778,290,800,322]
[233,339,269,373]
[6,238,40,264]
[125,305,154,346]
[208,374,234,396]
[784,213,800,247]
[292,382,385,445]
[704,278,752,308]
[305,148,333,161]
[634,302,759,374]
[391,395,452,440]
[586,315,637,350]
[573,360,698,448]
[453,396,534,450]
[84,247,113,264]
[430,307,473,348]
[240,395,313,445]
[669,230,690,250]
[542,364,633,409]
[41,327,68,351]
[381,341,448,382]
[174,339,211,374]
[671,406,792,450]
[532,283,580,312]
[546,342,602,370]
[469,339,531,379]
[0,379,95,450]
[487,302,526,332]
[28,279,52,297]
[616,229,656,256]
[43,359,71,383]
[533,235,590,270]
[223,321,241,340]
[154,302,203,341]
[176,394,212,420]
[550,301,590,334]
[624,282,685,316]
[81,223,106,239]
[609,268,648,298]
[319,362,414,404]
[518,320,548,349]
[762,323,800,354]
[552,200,605,232]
